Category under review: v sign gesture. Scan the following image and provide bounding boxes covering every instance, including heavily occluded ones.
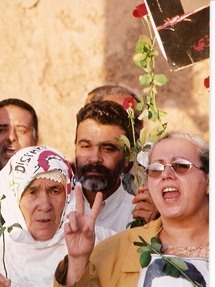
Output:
[63,183,103,285]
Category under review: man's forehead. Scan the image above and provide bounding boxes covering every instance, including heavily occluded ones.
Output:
[76,121,125,143]
[0,105,32,121]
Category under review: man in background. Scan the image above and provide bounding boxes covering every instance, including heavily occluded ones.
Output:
[0,98,38,170]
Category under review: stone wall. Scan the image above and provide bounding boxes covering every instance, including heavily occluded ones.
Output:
[0,0,209,162]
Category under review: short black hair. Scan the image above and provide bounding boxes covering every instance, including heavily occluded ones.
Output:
[0,98,38,143]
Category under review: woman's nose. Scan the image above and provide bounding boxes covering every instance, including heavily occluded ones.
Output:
[161,164,176,179]
[37,192,52,211]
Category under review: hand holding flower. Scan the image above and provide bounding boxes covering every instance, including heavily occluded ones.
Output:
[132,185,159,223]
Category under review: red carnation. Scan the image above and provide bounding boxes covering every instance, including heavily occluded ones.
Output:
[133,3,148,18]
[123,97,136,110]
[204,76,210,89]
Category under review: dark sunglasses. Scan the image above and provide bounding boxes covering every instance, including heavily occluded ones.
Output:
[145,159,202,178]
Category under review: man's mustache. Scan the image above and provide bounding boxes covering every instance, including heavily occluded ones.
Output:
[79,163,111,176]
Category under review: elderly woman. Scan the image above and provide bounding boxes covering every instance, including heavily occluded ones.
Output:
[0,146,74,287]
[54,131,209,287]
[0,146,115,287]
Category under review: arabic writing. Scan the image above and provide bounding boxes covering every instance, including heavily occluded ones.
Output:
[193,34,210,52]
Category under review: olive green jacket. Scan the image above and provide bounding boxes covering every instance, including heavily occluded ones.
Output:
[54,219,162,287]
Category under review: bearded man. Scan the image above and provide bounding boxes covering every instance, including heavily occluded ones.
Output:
[73,101,134,233]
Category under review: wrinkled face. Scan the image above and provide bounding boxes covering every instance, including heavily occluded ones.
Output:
[75,119,126,192]
[0,105,36,169]
[19,178,66,241]
[147,138,209,221]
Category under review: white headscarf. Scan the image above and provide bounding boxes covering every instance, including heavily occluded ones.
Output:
[0,145,73,245]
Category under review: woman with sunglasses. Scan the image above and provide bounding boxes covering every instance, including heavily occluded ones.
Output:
[54,131,209,287]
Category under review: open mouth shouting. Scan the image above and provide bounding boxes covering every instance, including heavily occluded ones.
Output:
[162,187,180,202]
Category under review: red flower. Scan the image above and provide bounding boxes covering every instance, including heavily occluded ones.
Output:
[123,97,136,110]
[204,76,210,89]
[133,3,148,18]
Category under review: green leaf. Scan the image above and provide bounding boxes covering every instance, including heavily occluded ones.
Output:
[137,246,151,254]
[139,74,152,85]
[151,241,162,253]
[133,241,144,247]
[142,87,151,94]
[118,135,131,150]
[150,49,159,57]
[158,110,168,118]
[7,223,22,233]
[138,235,148,245]
[0,194,6,200]
[139,127,149,145]
[150,237,162,252]
[151,237,162,244]
[148,125,164,140]
[140,251,151,268]
[135,37,151,53]
[169,257,189,271]
[136,102,144,112]
[0,214,5,227]
[164,261,180,278]
[153,74,168,86]
[128,217,146,229]
[148,109,159,122]
[133,52,147,63]
[133,53,148,68]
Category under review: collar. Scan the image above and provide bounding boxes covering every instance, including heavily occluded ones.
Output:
[97,183,134,220]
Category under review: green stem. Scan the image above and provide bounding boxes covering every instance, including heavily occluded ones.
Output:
[146,16,153,40]
[131,117,136,149]
[162,257,203,287]
[2,233,7,278]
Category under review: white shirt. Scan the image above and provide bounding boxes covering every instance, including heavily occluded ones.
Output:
[70,182,134,233]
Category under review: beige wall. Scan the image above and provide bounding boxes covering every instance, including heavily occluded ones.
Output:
[0,0,209,162]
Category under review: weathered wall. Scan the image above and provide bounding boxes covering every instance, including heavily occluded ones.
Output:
[0,0,209,162]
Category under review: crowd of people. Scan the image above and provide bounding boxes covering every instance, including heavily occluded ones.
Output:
[0,88,209,286]
[54,131,209,287]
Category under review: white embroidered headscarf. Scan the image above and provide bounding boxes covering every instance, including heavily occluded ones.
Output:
[0,145,73,246]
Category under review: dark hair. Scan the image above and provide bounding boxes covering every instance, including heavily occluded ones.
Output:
[87,85,139,103]
[0,98,38,143]
[150,131,209,174]
[75,101,134,149]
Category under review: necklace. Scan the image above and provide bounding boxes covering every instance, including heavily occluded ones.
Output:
[154,225,209,259]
